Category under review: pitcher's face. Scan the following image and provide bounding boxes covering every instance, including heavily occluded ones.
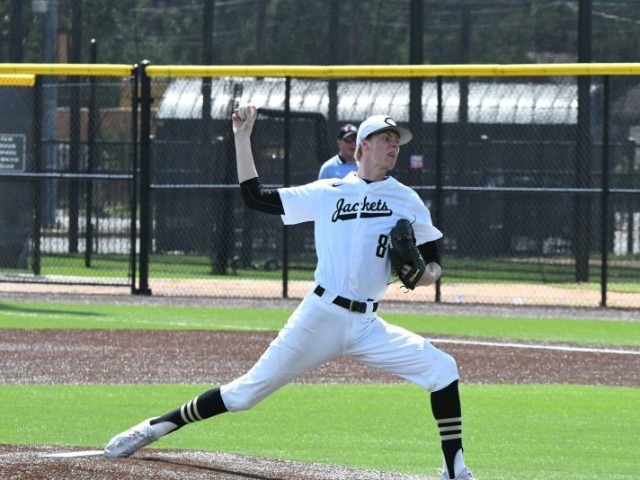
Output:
[364,130,401,171]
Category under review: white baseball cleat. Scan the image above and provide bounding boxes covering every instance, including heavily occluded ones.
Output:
[438,467,476,480]
[104,417,160,458]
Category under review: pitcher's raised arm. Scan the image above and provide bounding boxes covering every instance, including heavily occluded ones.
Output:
[232,105,258,183]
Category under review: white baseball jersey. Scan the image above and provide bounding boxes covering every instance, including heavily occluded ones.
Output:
[220,172,456,413]
[279,171,442,301]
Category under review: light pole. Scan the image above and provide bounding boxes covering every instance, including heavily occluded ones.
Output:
[33,0,59,228]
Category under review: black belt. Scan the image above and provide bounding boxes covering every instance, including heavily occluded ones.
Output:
[314,285,378,314]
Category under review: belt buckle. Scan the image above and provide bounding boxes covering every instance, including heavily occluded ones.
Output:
[349,300,366,313]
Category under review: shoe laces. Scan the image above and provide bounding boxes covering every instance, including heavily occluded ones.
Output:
[121,424,155,447]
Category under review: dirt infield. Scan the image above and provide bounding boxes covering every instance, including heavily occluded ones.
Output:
[2,329,639,387]
[0,445,432,480]
[2,277,640,308]
[1,291,639,479]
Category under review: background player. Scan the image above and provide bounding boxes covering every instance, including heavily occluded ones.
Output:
[318,123,358,179]
[104,109,475,480]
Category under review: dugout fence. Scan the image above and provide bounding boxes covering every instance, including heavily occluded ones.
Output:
[0,62,639,308]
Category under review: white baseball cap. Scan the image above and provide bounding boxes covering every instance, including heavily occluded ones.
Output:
[355,115,413,146]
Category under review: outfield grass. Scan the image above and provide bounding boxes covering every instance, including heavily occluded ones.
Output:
[0,300,639,346]
[0,301,638,479]
[11,251,640,292]
[0,383,637,480]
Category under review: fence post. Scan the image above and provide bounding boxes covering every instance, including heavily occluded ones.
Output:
[434,76,444,303]
[137,60,153,295]
[599,75,610,307]
[282,77,291,298]
[85,39,98,268]
[129,63,140,294]
[32,75,43,276]
[574,0,592,283]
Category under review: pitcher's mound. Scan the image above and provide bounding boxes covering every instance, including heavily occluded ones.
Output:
[0,445,436,479]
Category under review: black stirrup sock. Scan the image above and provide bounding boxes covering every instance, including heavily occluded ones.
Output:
[150,387,228,431]
[430,380,463,478]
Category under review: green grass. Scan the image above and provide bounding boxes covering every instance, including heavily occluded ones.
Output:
[1,300,639,346]
[1,301,638,479]
[8,252,640,292]
[10,253,315,280]
[0,383,637,480]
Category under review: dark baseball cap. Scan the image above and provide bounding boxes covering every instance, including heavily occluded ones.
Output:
[337,124,358,140]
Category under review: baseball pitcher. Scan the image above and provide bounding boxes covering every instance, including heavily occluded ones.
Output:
[104,109,475,480]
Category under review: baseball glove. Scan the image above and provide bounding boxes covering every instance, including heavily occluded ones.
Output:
[389,219,426,290]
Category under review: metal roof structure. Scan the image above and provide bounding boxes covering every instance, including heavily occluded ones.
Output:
[156,77,580,125]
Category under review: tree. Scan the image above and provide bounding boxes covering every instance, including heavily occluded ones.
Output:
[1,0,640,66]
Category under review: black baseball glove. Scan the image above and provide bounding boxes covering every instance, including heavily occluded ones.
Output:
[389,219,426,290]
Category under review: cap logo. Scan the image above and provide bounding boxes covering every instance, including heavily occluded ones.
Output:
[384,116,397,127]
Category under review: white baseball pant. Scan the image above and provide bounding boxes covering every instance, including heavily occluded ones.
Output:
[220,286,459,412]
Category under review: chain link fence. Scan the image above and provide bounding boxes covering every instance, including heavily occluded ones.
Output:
[1,65,639,308]
[0,69,135,290]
